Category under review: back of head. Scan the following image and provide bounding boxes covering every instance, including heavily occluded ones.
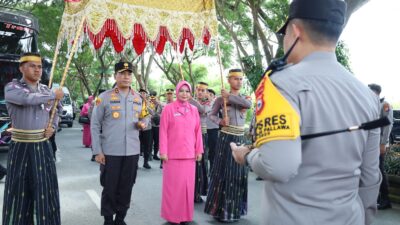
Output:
[368,83,382,95]
[279,0,346,45]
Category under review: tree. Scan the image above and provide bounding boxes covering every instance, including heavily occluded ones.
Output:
[215,0,370,90]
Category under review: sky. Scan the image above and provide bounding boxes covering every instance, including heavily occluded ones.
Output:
[341,0,400,106]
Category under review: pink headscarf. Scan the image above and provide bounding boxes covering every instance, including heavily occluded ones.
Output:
[174,81,192,115]
[87,96,94,104]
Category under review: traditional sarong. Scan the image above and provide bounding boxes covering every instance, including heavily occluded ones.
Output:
[2,139,60,225]
[194,133,208,202]
[204,130,248,222]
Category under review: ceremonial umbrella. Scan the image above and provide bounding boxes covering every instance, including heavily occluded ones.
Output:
[48,0,227,129]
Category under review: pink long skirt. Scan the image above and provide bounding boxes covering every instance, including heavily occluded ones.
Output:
[82,124,91,147]
[161,159,195,223]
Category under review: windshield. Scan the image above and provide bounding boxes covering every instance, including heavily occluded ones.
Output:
[0,21,37,54]
[62,94,72,105]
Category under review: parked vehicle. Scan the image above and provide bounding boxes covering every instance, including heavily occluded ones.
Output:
[52,85,74,128]
[0,7,50,150]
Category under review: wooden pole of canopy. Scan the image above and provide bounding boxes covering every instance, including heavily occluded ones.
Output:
[179,63,184,81]
[47,16,86,130]
[216,38,228,120]
[48,27,63,88]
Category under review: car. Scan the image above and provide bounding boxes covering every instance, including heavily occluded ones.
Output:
[52,85,74,128]
[390,110,400,144]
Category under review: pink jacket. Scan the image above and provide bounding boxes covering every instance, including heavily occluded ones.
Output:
[159,81,203,159]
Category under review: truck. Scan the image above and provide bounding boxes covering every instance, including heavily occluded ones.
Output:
[0,7,51,149]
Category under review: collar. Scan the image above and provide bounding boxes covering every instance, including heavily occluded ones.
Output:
[301,51,336,63]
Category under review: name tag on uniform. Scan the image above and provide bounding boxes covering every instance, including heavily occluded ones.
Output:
[110,100,121,104]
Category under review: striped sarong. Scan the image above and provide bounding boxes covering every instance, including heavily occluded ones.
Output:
[204,132,248,222]
[2,140,60,225]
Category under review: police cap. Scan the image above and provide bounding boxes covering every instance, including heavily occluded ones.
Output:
[115,61,133,73]
[277,0,347,34]
[368,83,382,95]
[139,89,148,94]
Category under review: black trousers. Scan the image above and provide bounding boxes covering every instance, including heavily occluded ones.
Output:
[100,155,139,217]
[378,154,390,203]
[49,133,57,159]
[140,129,153,162]
[207,128,219,169]
[0,163,6,177]
[152,126,160,157]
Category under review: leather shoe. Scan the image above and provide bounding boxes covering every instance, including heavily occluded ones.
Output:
[153,155,161,160]
[143,162,151,169]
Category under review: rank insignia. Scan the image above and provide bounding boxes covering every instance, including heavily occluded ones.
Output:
[96,97,102,106]
[112,111,120,119]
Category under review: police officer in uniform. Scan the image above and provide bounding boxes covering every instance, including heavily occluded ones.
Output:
[190,82,209,202]
[91,61,149,225]
[230,1,382,224]
[368,84,394,210]
[3,52,64,225]
[139,89,153,169]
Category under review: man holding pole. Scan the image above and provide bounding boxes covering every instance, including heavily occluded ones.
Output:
[3,52,64,225]
[204,69,252,222]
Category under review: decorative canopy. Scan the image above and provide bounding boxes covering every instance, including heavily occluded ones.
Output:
[60,0,218,54]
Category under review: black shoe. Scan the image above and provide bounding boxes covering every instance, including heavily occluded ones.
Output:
[160,163,163,169]
[114,220,127,225]
[0,172,6,181]
[256,176,263,181]
[91,155,95,162]
[168,222,179,225]
[143,162,151,169]
[180,222,189,225]
[153,155,161,160]
[103,216,114,225]
[378,201,392,210]
[140,152,143,156]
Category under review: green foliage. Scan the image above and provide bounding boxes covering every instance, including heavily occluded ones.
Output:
[336,40,353,72]
[385,146,400,176]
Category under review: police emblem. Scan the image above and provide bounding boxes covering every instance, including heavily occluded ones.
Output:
[124,63,128,68]
[112,111,120,119]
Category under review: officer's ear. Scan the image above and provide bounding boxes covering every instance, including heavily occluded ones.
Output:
[290,22,302,40]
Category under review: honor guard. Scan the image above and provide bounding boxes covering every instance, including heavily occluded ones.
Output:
[231,1,382,224]
[204,69,252,222]
[3,52,64,225]
[368,84,394,210]
[91,61,149,225]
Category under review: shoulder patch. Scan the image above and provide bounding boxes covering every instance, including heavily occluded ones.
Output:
[254,75,300,147]
[95,97,102,106]
[383,102,390,112]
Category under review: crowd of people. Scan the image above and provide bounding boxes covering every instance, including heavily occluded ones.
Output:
[0,0,397,225]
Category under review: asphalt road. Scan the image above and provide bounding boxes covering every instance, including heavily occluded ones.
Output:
[0,122,399,225]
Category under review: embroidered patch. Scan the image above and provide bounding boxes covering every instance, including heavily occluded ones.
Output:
[254,73,300,147]
[96,97,102,106]
[112,111,120,119]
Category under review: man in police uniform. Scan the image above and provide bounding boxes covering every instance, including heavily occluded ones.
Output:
[3,52,64,225]
[165,88,175,104]
[91,61,149,225]
[206,88,219,168]
[230,1,382,225]
[149,91,162,161]
[190,81,209,202]
[368,83,394,210]
[139,89,152,168]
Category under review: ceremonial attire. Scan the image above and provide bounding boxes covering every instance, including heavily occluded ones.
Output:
[3,78,61,225]
[159,81,203,224]
[190,98,209,202]
[91,87,149,220]
[248,52,382,225]
[204,93,251,222]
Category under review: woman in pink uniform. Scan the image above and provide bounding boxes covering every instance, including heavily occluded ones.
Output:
[159,81,203,225]
[80,96,93,148]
